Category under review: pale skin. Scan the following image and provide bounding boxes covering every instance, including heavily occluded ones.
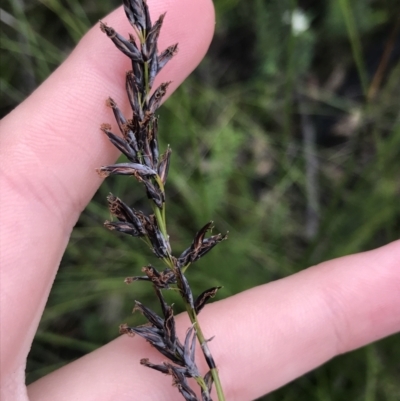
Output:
[0,0,399,400]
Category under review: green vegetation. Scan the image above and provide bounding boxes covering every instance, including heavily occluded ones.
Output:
[2,0,399,399]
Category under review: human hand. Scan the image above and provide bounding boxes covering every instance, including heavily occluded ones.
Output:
[1,1,399,400]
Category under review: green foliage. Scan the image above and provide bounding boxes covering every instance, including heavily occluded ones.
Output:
[2,0,399,399]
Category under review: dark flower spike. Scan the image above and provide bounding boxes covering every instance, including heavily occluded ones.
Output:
[144,214,170,257]
[150,225,169,257]
[129,264,161,285]
[106,97,128,133]
[178,223,210,266]
[183,328,200,377]
[122,0,150,34]
[100,0,227,398]
[132,59,145,93]
[128,32,137,45]
[115,113,139,152]
[175,267,194,309]
[100,22,143,62]
[178,222,228,267]
[142,359,200,380]
[129,324,183,365]
[127,325,174,358]
[133,300,164,330]
[157,146,172,185]
[133,326,166,350]
[169,365,200,401]
[140,358,169,374]
[107,194,133,221]
[148,56,159,89]
[163,304,176,351]
[149,117,159,164]
[101,124,137,162]
[124,275,145,284]
[194,287,222,315]
[151,285,176,350]
[123,125,140,153]
[143,178,164,208]
[140,265,176,288]
[203,371,214,400]
[129,209,148,235]
[148,82,171,114]
[104,220,140,236]
[126,71,144,120]
[106,194,147,235]
[97,162,157,179]
[192,221,214,249]
[158,268,177,287]
[141,131,154,168]
[158,43,179,72]
[153,283,169,316]
[125,271,174,285]
[141,359,192,378]
[193,233,228,262]
[143,12,165,60]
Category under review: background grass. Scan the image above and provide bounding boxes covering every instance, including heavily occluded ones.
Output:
[1,0,400,399]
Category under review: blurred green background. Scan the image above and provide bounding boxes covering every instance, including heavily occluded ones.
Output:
[1,0,400,399]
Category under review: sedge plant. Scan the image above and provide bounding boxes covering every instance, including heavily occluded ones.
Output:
[97,1,227,399]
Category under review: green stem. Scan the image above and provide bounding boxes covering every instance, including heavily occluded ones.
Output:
[153,205,167,239]
[162,257,226,400]
[181,262,191,273]
[186,306,226,401]
[193,375,210,394]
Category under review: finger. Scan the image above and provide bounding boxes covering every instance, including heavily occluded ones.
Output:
[27,241,400,400]
[0,0,215,384]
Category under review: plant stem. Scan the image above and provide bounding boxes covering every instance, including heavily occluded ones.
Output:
[163,255,226,401]
[139,22,226,400]
[153,204,167,240]
[186,306,226,401]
